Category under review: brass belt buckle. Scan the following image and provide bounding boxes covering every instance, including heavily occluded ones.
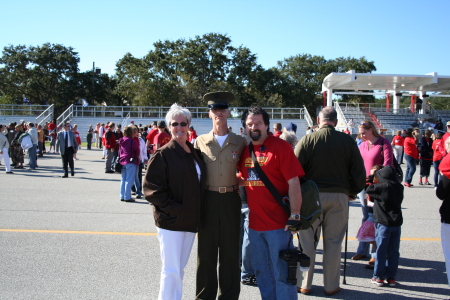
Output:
[219,187,227,193]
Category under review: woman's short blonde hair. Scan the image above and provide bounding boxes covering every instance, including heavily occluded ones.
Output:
[358,120,380,138]
[165,103,192,126]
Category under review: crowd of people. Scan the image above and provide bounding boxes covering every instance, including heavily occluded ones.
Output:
[1,97,449,300]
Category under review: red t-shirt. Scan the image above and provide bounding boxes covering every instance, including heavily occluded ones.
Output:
[239,135,305,231]
[48,123,56,131]
[440,132,450,158]
[432,139,444,162]
[146,129,158,144]
[404,137,418,159]
[74,131,81,145]
[154,132,171,148]
[392,136,404,146]
[188,130,197,143]
[273,131,282,138]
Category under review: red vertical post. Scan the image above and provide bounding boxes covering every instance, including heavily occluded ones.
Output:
[410,95,415,113]
[323,91,327,107]
[386,94,390,112]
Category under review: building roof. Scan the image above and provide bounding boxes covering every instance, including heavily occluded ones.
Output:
[322,70,450,94]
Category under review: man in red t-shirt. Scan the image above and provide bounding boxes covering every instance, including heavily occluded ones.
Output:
[153,120,171,151]
[273,122,282,138]
[238,107,304,299]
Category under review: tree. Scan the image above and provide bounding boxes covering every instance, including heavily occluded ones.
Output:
[0,43,79,108]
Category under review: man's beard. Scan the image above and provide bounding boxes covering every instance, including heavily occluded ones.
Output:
[249,129,262,142]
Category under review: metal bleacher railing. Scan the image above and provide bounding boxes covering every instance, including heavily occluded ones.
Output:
[71,105,307,120]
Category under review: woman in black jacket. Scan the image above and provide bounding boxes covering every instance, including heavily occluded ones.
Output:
[436,137,450,287]
[144,103,206,300]
[419,130,433,185]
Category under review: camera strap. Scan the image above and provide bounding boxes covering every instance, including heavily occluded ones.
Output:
[249,143,290,215]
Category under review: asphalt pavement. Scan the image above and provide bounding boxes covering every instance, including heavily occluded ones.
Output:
[0,148,449,299]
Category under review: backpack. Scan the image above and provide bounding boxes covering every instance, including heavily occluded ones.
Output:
[20,135,33,150]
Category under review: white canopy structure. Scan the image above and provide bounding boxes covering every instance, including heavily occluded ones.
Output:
[322,70,450,112]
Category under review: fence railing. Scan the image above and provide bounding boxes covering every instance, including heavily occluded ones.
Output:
[334,102,348,129]
[303,105,314,127]
[36,104,54,126]
[0,104,51,117]
[71,106,306,120]
[336,102,412,112]
[57,105,74,128]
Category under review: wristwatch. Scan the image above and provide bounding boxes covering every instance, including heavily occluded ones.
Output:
[290,214,300,220]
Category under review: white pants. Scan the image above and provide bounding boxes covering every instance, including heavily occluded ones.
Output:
[157,227,195,300]
[442,223,450,286]
[393,145,403,164]
[0,147,11,172]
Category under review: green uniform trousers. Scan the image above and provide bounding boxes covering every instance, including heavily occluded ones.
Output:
[196,190,241,300]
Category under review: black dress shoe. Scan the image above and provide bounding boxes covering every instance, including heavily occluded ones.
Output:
[71,171,75,176]
[61,174,68,178]
[124,199,135,202]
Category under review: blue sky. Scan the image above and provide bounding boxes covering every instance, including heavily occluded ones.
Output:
[1,0,449,77]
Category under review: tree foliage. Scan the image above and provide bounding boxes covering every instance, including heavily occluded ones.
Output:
[1,36,379,115]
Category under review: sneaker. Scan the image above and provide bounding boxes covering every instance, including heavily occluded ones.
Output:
[242,275,257,286]
[425,181,431,185]
[418,181,423,185]
[386,278,396,287]
[371,278,384,287]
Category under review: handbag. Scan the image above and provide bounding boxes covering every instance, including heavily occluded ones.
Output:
[248,144,321,230]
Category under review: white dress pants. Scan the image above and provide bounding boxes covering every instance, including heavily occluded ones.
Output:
[157,227,196,300]
[441,223,450,286]
[393,145,403,164]
[0,147,11,172]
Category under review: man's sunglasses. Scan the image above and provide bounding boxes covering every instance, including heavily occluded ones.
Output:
[171,122,188,127]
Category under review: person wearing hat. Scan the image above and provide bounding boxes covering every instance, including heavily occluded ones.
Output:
[194,92,247,299]
[153,121,171,151]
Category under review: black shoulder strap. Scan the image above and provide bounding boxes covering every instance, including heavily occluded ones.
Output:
[249,143,290,215]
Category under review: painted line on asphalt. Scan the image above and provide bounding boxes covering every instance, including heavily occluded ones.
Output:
[0,229,157,236]
[0,229,442,241]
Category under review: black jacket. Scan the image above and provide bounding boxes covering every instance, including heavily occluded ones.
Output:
[365,166,404,227]
[436,175,450,224]
[144,139,206,232]
[419,136,433,160]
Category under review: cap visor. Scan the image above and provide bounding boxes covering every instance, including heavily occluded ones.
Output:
[208,104,229,109]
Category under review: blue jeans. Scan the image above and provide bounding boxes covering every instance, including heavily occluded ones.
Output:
[434,160,442,187]
[28,145,37,169]
[240,208,254,280]
[373,223,401,280]
[404,154,416,184]
[120,163,137,200]
[249,228,297,300]
[134,163,143,197]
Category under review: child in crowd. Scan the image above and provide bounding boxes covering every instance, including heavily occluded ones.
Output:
[365,165,404,287]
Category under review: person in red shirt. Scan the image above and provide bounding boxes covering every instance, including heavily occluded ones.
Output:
[188,126,197,143]
[104,123,117,173]
[153,121,171,151]
[343,128,351,135]
[272,123,282,138]
[238,107,304,299]
[440,121,450,158]
[403,128,419,187]
[433,132,444,188]
[146,121,159,156]
[391,130,405,164]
